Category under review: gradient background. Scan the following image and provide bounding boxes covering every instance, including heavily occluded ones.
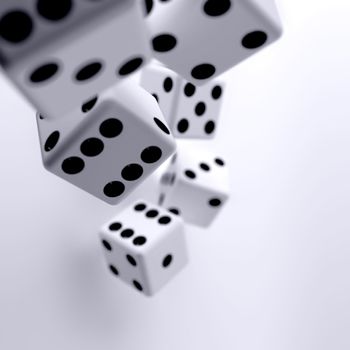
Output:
[1,1,350,349]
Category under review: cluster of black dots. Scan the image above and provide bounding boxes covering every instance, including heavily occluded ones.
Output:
[146,0,269,80]
[102,234,147,292]
[134,202,173,225]
[183,157,226,207]
[102,222,147,292]
[101,202,174,293]
[105,220,147,248]
[0,1,145,84]
[152,77,222,135]
[159,158,225,210]
[44,116,170,199]
[178,82,222,135]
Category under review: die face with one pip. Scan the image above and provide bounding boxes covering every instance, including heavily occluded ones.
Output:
[99,200,188,296]
[0,0,151,120]
[146,0,282,84]
[141,64,225,139]
[159,146,230,227]
[37,82,176,205]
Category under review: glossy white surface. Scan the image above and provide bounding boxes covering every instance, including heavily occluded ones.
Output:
[1,1,350,349]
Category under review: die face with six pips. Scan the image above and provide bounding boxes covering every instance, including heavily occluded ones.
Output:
[37,82,176,205]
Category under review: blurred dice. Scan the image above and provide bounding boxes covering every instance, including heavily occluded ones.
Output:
[159,144,230,227]
[141,64,225,139]
[37,82,175,204]
[146,0,282,84]
[99,200,188,296]
[0,0,150,120]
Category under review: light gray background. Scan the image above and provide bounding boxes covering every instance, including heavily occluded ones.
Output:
[1,1,350,349]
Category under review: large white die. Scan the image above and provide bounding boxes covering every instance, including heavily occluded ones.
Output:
[146,0,282,84]
[0,0,151,120]
[141,64,225,139]
[99,200,188,296]
[159,145,230,227]
[37,82,176,204]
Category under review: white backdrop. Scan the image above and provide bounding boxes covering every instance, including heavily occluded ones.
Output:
[1,1,350,349]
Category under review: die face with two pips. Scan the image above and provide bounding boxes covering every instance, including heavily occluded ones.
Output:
[37,82,176,205]
[100,200,188,296]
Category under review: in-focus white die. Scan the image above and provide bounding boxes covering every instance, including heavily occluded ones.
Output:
[159,145,230,227]
[99,200,188,296]
[37,82,176,204]
[146,0,282,84]
[0,0,151,120]
[141,64,225,138]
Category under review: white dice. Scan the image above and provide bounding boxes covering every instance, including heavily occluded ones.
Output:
[159,145,230,227]
[0,0,151,120]
[37,82,176,204]
[146,0,282,84]
[99,200,188,296]
[141,64,225,139]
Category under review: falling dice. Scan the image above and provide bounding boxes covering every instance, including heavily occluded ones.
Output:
[146,0,282,84]
[159,145,230,227]
[99,200,188,296]
[37,82,176,204]
[0,0,150,120]
[141,64,225,138]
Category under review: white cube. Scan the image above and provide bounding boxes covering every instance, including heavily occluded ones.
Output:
[159,144,230,227]
[37,81,176,204]
[99,200,188,296]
